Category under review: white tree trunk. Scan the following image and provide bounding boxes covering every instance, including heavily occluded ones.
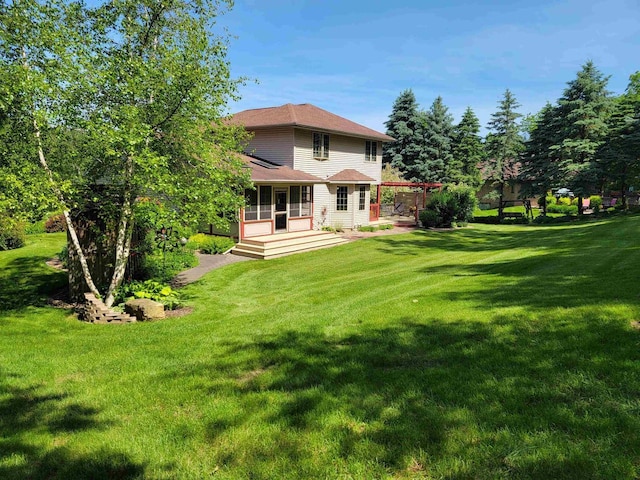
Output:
[33,122,102,299]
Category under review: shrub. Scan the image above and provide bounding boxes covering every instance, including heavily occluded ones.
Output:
[187,233,235,254]
[546,203,578,215]
[58,245,69,268]
[557,197,572,206]
[140,249,198,283]
[420,185,477,228]
[590,195,602,213]
[419,209,442,228]
[0,217,26,250]
[44,213,66,233]
[358,225,376,232]
[25,220,46,234]
[378,224,394,230]
[114,280,182,310]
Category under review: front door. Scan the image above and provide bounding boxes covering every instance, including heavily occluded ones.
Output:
[275,188,287,232]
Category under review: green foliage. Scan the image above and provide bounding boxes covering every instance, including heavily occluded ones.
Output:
[380,164,410,204]
[140,249,197,283]
[0,217,26,250]
[44,213,66,233]
[378,224,394,230]
[546,203,578,215]
[557,197,572,206]
[420,184,477,228]
[187,233,235,254]
[383,89,424,179]
[358,225,376,232]
[24,219,46,234]
[57,245,69,269]
[590,195,603,213]
[114,280,182,310]
[416,96,454,183]
[450,106,484,188]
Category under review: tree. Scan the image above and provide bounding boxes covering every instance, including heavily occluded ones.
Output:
[383,89,423,179]
[450,106,484,188]
[1,0,251,306]
[598,72,640,207]
[519,103,562,213]
[485,89,524,219]
[415,96,454,183]
[554,61,612,213]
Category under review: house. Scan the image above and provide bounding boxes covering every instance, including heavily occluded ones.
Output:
[229,103,395,241]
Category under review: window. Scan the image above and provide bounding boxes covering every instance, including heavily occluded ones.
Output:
[288,185,313,217]
[290,186,300,217]
[259,186,272,220]
[244,189,258,221]
[365,140,378,162]
[301,186,312,216]
[313,132,330,159]
[336,186,348,211]
[359,185,366,211]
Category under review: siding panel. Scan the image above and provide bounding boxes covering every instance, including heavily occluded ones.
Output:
[245,128,295,168]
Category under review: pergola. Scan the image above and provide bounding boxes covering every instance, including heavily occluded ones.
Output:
[370,181,443,224]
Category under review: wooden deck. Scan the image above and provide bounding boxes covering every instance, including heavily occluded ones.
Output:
[232,230,348,259]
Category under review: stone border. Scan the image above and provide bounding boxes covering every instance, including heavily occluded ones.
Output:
[81,293,137,324]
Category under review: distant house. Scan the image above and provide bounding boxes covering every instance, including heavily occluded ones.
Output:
[229,103,394,239]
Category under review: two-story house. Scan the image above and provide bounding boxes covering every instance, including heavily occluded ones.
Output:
[229,103,394,243]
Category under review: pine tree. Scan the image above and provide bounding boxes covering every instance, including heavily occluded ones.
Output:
[383,90,423,179]
[554,61,612,213]
[450,107,484,188]
[519,103,562,212]
[414,96,454,183]
[599,72,640,207]
[486,89,524,219]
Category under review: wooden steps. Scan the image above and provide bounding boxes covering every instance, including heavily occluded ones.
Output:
[232,230,348,259]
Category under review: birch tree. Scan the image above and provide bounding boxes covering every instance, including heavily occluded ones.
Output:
[1,0,251,306]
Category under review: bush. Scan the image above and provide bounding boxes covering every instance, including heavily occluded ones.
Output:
[114,280,182,310]
[0,217,26,250]
[546,203,578,215]
[358,225,376,232]
[420,185,477,228]
[140,249,198,283]
[44,213,66,233]
[187,233,235,254]
[557,197,572,206]
[25,220,46,234]
[58,245,69,268]
[419,209,442,228]
[378,224,394,230]
[590,195,602,213]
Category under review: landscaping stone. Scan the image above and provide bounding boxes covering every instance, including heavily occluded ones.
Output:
[125,298,165,321]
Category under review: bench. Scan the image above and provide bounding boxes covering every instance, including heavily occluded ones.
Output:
[502,212,524,219]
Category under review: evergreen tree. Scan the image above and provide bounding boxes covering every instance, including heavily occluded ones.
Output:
[554,61,612,213]
[383,90,423,179]
[519,103,562,212]
[415,96,454,183]
[486,89,524,219]
[450,106,484,188]
[599,72,640,207]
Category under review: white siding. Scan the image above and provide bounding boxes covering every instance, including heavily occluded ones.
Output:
[245,127,295,168]
[294,129,382,182]
[313,183,333,229]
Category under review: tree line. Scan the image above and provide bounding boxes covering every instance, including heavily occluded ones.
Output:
[383,61,640,218]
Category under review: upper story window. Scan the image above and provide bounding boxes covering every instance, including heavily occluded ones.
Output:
[313,132,330,159]
[365,140,378,162]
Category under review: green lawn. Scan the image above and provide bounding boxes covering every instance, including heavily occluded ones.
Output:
[1,221,640,479]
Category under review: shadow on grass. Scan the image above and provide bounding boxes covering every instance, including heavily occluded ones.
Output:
[176,316,640,478]
[0,374,144,480]
[0,255,67,311]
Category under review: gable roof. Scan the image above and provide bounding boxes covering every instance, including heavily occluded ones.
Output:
[231,103,394,142]
[326,169,375,184]
[240,153,323,184]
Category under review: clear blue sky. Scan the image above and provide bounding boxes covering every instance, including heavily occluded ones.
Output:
[218,0,639,134]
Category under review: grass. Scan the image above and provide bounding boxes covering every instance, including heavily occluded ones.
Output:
[2,220,640,479]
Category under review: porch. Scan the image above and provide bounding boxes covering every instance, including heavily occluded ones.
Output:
[232,230,348,259]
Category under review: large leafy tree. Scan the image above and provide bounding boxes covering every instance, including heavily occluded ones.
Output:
[383,89,423,179]
[485,89,524,219]
[554,61,612,212]
[450,106,484,188]
[416,96,454,183]
[1,0,251,306]
[598,72,640,207]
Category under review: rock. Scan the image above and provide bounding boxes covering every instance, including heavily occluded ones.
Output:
[125,298,165,321]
